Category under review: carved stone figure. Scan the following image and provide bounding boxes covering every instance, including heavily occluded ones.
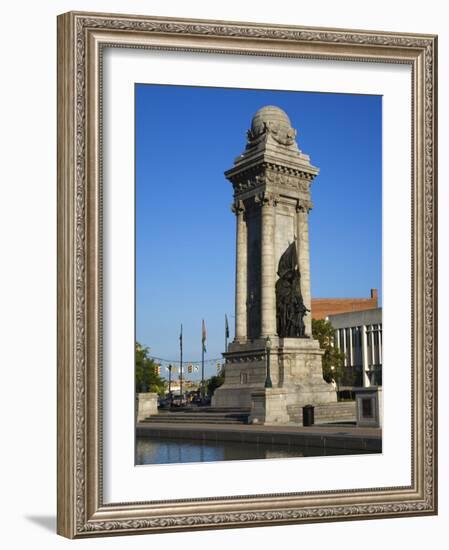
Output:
[275,242,309,337]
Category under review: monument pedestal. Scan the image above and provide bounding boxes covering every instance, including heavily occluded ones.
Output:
[212,337,337,422]
[279,338,337,410]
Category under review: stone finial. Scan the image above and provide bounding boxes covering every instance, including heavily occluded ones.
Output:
[247,105,297,146]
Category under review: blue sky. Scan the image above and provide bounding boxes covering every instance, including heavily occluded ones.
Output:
[135,84,382,375]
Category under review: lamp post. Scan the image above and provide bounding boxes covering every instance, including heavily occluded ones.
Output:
[168,364,172,406]
[264,336,273,388]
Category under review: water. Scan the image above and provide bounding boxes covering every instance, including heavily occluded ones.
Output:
[136,436,372,465]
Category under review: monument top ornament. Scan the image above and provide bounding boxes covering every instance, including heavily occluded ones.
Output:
[248,105,297,146]
[225,105,319,199]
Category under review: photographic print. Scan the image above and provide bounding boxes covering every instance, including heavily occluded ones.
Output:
[57,11,436,537]
[135,85,382,466]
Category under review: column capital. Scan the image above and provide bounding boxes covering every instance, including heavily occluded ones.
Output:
[296,198,313,213]
[255,192,279,208]
[231,199,246,215]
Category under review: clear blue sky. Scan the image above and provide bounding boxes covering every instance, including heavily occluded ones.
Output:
[135,84,382,374]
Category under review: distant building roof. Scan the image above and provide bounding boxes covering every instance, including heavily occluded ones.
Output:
[327,307,382,329]
[311,288,378,320]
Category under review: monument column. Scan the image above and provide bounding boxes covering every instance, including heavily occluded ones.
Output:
[296,202,312,337]
[233,200,247,342]
[260,194,277,337]
[213,105,336,414]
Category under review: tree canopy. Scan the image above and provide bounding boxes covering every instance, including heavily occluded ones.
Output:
[135,342,167,395]
[312,318,347,388]
[206,372,225,397]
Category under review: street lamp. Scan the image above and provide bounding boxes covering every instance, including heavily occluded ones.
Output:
[264,336,273,388]
[168,364,173,406]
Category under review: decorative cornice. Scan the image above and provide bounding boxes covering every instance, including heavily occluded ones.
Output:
[75,15,88,533]
[225,354,265,364]
[229,163,315,198]
[78,15,434,50]
[83,498,433,533]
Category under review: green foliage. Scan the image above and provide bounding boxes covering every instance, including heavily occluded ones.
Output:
[135,342,167,395]
[205,372,225,397]
[312,318,347,387]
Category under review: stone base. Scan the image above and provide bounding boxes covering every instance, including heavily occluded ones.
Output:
[355,387,382,428]
[136,392,158,422]
[249,388,290,425]
[212,337,337,419]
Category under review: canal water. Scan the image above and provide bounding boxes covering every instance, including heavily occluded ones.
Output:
[136,436,371,465]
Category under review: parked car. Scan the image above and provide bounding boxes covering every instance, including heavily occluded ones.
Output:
[191,394,202,405]
[157,397,170,409]
[171,395,187,407]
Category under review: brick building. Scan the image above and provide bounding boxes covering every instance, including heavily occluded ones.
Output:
[311,288,378,320]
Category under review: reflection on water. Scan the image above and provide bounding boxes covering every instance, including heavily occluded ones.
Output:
[136,436,370,465]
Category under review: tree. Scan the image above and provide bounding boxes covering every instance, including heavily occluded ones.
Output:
[312,319,347,390]
[206,372,225,397]
[135,342,167,395]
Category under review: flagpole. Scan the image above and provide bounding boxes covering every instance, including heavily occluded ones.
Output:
[201,319,206,400]
[179,324,183,401]
[225,314,228,353]
[201,343,204,399]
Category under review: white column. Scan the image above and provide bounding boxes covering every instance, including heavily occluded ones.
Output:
[370,325,376,366]
[296,204,312,337]
[349,327,354,367]
[378,326,383,365]
[342,328,347,366]
[260,196,276,337]
[233,201,247,342]
[361,324,370,387]
[335,329,340,350]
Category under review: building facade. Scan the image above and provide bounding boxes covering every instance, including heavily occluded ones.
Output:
[327,308,382,388]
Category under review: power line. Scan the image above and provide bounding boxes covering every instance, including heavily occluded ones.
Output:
[149,355,223,366]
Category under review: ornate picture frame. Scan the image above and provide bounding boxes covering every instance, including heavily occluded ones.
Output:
[57,11,437,538]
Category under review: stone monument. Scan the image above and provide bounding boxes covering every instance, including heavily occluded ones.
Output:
[212,106,337,422]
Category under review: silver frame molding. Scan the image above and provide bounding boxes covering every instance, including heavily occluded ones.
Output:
[57,11,438,538]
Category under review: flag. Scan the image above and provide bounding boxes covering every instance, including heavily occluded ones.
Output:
[225,314,230,338]
[202,319,207,353]
[179,324,183,347]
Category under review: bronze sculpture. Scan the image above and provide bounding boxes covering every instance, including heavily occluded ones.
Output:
[275,242,309,337]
